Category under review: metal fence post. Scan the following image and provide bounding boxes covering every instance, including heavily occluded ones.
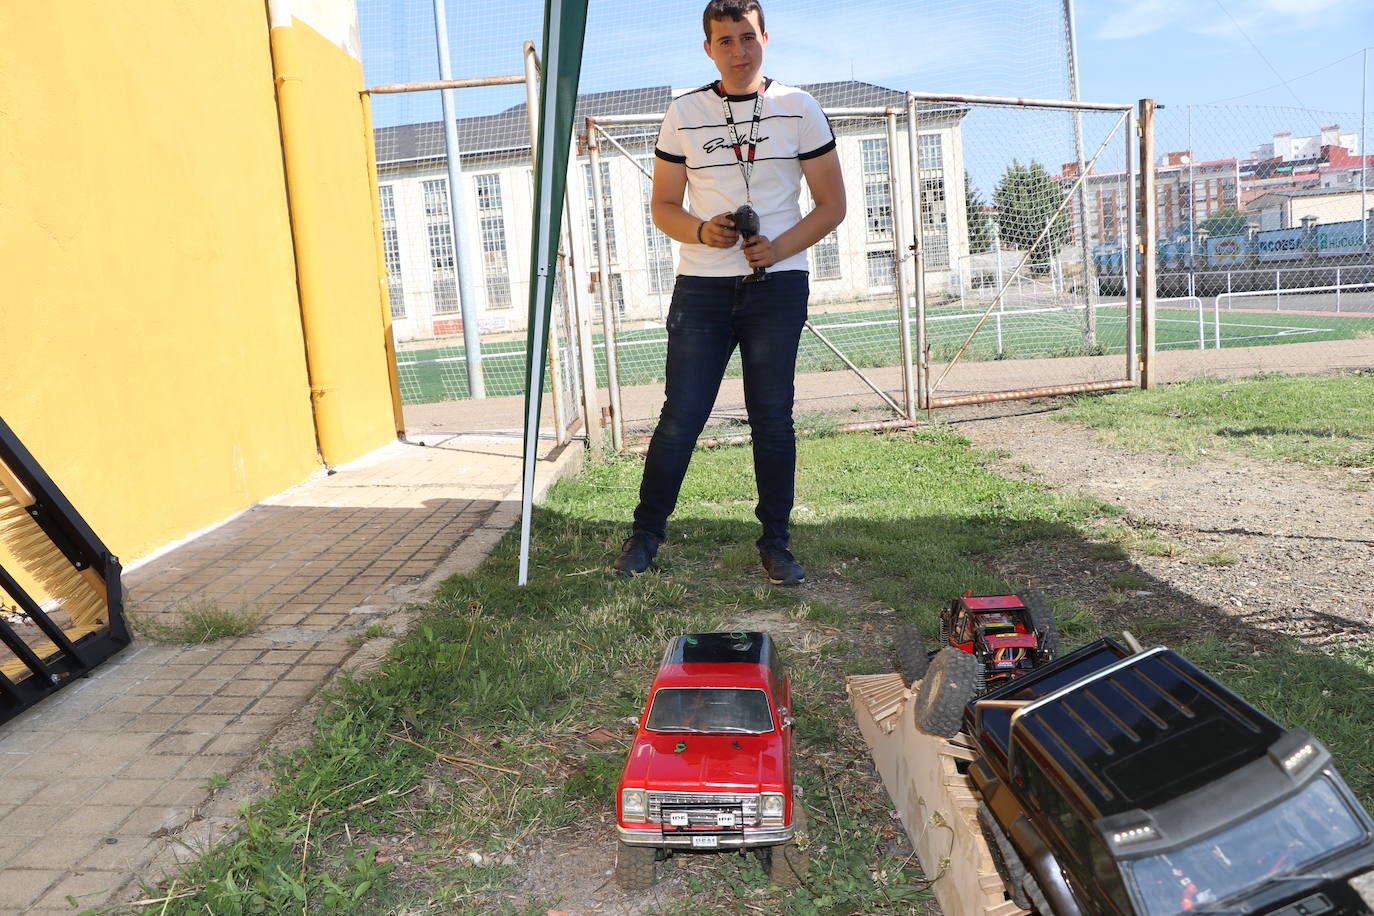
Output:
[1138,99,1157,389]
[886,111,916,420]
[563,187,601,448]
[905,94,929,410]
[1125,109,1138,382]
[586,122,624,451]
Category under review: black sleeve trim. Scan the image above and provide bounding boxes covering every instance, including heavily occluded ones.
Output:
[798,138,837,161]
[655,148,687,163]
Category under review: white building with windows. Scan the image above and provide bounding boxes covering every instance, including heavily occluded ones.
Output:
[374,82,968,343]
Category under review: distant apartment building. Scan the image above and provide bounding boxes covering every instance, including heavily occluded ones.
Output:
[1060,123,1370,254]
[1060,152,1240,246]
[1241,125,1368,204]
[1247,187,1373,231]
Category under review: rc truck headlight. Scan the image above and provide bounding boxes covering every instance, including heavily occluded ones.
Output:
[1282,742,1316,772]
[1110,824,1157,847]
[760,792,786,826]
[621,789,648,823]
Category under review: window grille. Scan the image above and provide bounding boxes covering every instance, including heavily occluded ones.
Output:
[475,173,511,310]
[422,178,458,314]
[379,184,405,318]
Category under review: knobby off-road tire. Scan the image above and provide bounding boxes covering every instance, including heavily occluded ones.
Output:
[1021,589,1061,659]
[614,841,657,890]
[913,647,981,737]
[765,805,809,887]
[977,803,1032,911]
[895,624,929,687]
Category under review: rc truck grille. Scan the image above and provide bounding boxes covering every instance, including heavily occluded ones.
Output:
[647,792,758,826]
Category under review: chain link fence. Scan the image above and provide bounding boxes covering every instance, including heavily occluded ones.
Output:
[355,1,1371,449]
[1096,103,1374,353]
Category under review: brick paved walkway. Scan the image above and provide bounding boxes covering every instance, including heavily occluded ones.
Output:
[0,433,582,914]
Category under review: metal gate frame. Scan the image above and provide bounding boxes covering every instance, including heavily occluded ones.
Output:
[581,93,1159,447]
[587,106,934,449]
[907,93,1158,409]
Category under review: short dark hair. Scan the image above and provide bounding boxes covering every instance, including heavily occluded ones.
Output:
[702,0,764,41]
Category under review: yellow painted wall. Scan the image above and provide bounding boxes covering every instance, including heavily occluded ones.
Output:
[0,2,395,564]
[271,14,400,465]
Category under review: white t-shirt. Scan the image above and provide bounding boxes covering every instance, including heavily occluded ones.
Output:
[655,78,836,277]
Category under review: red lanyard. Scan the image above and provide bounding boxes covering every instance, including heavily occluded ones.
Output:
[720,86,763,204]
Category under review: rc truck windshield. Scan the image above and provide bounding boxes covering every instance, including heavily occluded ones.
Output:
[1126,772,1367,913]
[645,687,775,734]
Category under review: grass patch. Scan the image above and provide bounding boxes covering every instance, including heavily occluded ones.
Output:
[1093,521,1184,558]
[1108,572,1150,592]
[1061,371,1374,467]
[1200,549,1240,566]
[129,429,1374,914]
[346,623,393,647]
[1087,542,1128,561]
[131,598,265,645]
[1179,637,1374,803]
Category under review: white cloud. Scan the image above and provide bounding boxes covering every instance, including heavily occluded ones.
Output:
[1094,0,1348,40]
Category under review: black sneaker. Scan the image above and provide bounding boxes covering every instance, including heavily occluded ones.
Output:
[760,545,805,586]
[613,532,661,576]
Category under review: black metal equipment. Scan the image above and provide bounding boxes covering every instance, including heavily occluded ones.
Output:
[0,415,129,726]
[731,204,767,283]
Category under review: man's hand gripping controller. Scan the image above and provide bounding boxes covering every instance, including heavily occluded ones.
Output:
[730,205,767,283]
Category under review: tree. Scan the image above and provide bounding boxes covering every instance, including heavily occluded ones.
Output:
[992,159,1071,270]
[1197,208,1249,238]
[965,173,996,255]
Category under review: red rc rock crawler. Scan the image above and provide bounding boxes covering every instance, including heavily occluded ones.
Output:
[895,590,1060,737]
[614,632,807,890]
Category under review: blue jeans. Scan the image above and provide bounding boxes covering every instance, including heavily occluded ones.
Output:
[632,271,809,549]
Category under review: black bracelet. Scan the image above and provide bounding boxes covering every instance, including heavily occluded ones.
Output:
[696,220,706,244]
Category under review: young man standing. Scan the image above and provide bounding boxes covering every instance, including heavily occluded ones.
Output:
[613,0,846,585]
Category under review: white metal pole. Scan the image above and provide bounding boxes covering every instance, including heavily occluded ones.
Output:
[1187,106,1195,271]
[1063,0,1096,345]
[1361,48,1368,247]
[432,0,485,398]
[518,4,568,585]
[1195,290,1205,350]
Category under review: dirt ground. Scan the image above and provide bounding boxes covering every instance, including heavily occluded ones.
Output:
[944,398,1374,647]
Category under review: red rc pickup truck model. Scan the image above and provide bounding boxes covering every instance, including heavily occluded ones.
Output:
[614,631,807,889]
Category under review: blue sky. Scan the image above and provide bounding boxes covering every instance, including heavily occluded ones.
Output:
[359,0,1372,170]
[1077,1,1371,115]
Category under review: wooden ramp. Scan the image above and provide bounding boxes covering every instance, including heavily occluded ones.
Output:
[847,673,1029,916]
